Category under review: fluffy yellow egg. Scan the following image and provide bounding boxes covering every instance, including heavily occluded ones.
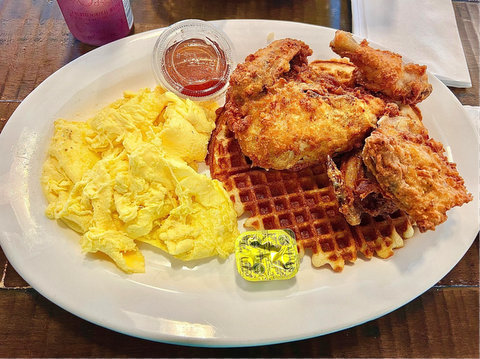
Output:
[41,87,239,273]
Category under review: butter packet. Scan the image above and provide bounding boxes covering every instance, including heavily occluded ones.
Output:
[235,229,300,281]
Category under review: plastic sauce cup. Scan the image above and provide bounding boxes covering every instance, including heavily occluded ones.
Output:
[152,19,235,101]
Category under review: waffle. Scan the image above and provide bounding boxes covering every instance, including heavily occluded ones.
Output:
[207,109,414,271]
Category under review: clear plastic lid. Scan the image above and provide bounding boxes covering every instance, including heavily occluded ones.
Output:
[152,19,235,101]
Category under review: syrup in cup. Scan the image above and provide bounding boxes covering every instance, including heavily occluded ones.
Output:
[153,19,235,101]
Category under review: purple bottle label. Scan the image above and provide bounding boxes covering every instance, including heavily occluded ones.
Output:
[58,0,134,46]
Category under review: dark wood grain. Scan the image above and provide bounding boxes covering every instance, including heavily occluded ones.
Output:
[0,287,477,358]
[0,0,478,357]
[0,0,352,101]
[450,1,480,105]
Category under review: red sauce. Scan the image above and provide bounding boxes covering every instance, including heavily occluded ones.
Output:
[164,38,228,97]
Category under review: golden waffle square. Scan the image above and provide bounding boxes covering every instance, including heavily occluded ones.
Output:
[207,110,414,271]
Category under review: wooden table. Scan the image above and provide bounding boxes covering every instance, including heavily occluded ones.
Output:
[1,0,478,357]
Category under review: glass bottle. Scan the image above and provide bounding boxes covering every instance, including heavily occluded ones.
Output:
[57,0,134,46]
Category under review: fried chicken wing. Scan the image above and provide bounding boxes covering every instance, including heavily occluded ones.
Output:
[224,39,386,170]
[362,106,472,232]
[330,30,432,105]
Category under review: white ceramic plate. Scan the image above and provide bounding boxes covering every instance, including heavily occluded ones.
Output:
[0,20,478,347]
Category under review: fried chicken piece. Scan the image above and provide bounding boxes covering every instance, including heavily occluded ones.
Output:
[327,152,398,226]
[330,30,432,105]
[227,38,312,106]
[362,106,472,232]
[224,39,386,170]
[307,59,356,87]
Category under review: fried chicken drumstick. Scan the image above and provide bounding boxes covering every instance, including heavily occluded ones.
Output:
[330,30,432,105]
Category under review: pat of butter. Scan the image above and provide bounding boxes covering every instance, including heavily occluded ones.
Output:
[235,229,299,281]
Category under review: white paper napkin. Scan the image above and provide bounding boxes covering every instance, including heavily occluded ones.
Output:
[352,0,472,88]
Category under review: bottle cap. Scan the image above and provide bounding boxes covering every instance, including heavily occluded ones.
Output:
[152,19,235,101]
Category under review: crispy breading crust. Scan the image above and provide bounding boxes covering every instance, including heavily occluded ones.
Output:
[224,38,385,170]
[362,110,472,232]
[330,30,432,105]
[226,38,312,106]
[308,59,356,87]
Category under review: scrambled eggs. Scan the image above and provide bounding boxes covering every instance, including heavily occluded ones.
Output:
[41,87,239,273]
